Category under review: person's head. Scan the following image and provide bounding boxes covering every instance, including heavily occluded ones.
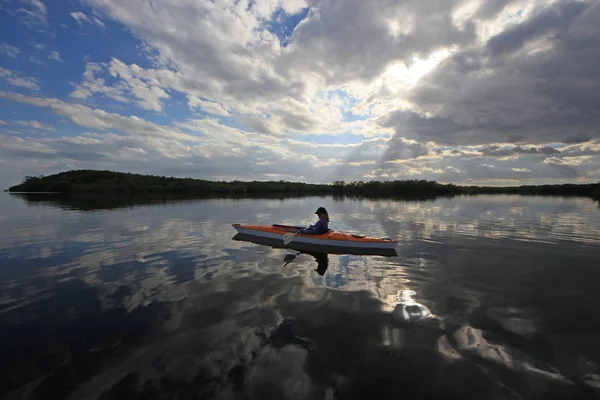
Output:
[315,206,330,222]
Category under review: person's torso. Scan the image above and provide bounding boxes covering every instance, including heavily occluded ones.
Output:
[314,218,328,233]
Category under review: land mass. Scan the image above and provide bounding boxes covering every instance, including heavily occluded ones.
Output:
[7,170,600,199]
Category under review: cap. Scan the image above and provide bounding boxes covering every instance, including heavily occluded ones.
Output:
[315,207,328,214]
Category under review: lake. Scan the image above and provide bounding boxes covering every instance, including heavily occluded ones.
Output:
[1,193,600,399]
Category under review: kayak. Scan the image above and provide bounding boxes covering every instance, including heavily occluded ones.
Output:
[232,224,399,256]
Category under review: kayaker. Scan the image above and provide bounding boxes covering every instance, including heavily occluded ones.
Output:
[299,207,330,234]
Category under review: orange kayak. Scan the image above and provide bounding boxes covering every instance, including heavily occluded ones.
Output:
[232,224,399,256]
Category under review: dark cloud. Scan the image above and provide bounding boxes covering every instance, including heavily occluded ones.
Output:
[280,0,476,84]
[474,0,515,20]
[480,146,560,157]
[486,2,588,57]
[563,133,592,144]
[543,163,581,178]
[381,134,430,162]
[383,1,600,148]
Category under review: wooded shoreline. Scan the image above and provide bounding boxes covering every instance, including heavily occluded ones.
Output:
[8,170,600,200]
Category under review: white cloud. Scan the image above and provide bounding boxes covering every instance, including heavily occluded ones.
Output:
[70,11,106,28]
[70,11,89,25]
[9,88,593,186]
[63,0,474,139]
[543,156,593,166]
[92,17,105,28]
[48,51,62,62]
[0,44,21,58]
[1,92,212,143]
[70,60,169,111]
[14,120,55,131]
[7,76,40,90]
[187,95,230,117]
[0,134,56,155]
[0,67,40,90]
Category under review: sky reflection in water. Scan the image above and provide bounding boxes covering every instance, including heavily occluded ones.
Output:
[1,194,600,399]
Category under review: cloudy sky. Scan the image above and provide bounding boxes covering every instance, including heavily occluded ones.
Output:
[0,0,599,188]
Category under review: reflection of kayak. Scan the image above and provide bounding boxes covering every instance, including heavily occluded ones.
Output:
[232,224,399,256]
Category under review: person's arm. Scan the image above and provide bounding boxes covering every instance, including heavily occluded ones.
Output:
[300,220,327,234]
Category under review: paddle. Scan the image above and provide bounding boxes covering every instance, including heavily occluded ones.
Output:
[283,232,300,245]
[283,252,301,266]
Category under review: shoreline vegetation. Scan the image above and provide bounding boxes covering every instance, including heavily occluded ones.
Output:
[7,170,600,200]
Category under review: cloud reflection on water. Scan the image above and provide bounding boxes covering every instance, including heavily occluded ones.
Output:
[1,193,600,399]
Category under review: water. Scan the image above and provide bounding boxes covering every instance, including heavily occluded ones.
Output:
[1,193,600,399]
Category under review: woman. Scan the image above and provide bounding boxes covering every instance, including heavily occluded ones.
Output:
[299,207,330,235]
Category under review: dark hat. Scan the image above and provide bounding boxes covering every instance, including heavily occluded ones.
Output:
[315,207,328,214]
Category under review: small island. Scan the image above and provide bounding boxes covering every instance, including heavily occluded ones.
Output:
[7,170,600,200]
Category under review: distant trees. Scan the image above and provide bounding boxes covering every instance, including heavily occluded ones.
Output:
[329,180,460,197]
[7,169,600,201]
[8,170,333,195]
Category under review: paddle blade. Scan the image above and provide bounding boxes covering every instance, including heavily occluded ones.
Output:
[283,253,296,266]
[282,232,297,245]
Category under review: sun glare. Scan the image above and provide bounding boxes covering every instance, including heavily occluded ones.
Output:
[384,48,452,88]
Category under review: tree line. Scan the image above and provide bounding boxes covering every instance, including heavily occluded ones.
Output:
[7,170,600,200]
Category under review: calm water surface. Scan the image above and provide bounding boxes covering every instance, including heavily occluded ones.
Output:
[1,194,600,399]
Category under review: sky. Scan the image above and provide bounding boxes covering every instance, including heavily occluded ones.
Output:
[0,0,599,188]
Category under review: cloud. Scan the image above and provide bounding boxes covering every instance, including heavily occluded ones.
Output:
[14,120,55,131]
[0,92,194,141]
[2,0,600,186]
[382,1,600,147]
[27,43,64,64]
[70,60,169,112]
[68,58,384,138]
[92,17,105,28]
[0,44,21,58]
[80,0,476,126]
[9,0,48,29]
[543,156,593,167]
[279,0,475,85]
[0,93,369,186]
[480,145,560,157]
[563,133,592,144]
[0,67,40,90]
[381,135,431,162]
[69,62,127,101]
[70,11,89,25]
[187,95,231,117]
[485,2,587,58]
[48,51,62,62]
[7,76,40,90]
[70,11,106,28]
